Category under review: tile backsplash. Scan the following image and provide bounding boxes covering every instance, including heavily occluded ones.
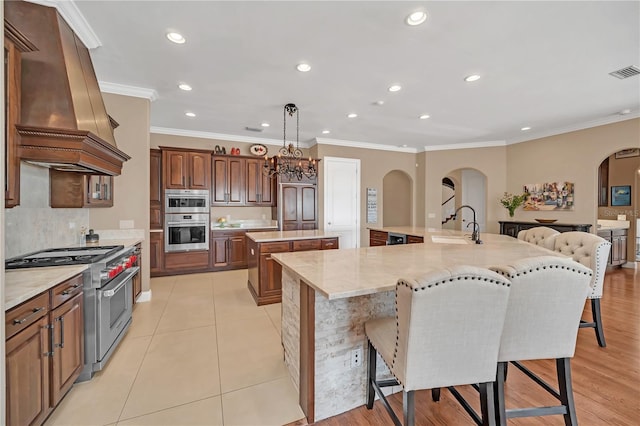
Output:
[4,162,89,258]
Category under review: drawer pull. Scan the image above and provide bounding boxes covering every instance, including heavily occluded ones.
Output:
[12,307,45,325]
[62,284,81,295]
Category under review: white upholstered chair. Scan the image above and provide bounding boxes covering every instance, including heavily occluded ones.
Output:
[490,256,592,425]
[552,231,611,347]
[365,266,511,426]
[516,226,560,250]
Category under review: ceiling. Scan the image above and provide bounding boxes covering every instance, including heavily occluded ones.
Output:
[43,1,640,151]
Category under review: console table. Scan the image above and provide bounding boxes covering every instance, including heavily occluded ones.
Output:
[499,221,592,238]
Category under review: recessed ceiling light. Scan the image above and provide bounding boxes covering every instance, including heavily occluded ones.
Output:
[347,113,358,118]
[419,114,430,119]
[296,63,311,72]
[373,100,385,106]
[261,122,270,127]
[178,83,192,91]
[388,85,402,92]
[401,144,408,148]
[521,126,531,131]
[464,74,481,82]
[185,112,196,117]
[406,11,427,26]
[166,32,186,44]
[619,109,631,115]
[322,130,331,134]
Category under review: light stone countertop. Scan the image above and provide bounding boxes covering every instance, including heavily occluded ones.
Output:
[272,230,563,300]
[367,225,433,237]
[5,265,88,311]
[596,219,630,230]
[246,229,340,243]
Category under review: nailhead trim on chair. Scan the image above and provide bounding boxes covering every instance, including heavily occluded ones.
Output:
[493,263,593,279]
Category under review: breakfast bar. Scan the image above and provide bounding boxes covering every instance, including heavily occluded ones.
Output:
[271,230,564,422]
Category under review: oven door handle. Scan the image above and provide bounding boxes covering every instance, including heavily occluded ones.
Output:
[166,221,208,226]
[102,266,140,297]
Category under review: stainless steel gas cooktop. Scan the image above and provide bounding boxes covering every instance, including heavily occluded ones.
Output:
[5,245,124,269]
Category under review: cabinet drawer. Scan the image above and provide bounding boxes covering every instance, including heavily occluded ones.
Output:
[5,292,49,340]
[321,238,339,250]
[293,239,322,252]
[259,242,291,254]
[51,273,84,309]
[407,235,424,244]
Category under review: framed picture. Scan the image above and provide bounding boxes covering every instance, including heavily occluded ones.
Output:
[615,148,640,159]
[611,185,631,206]
[523,181,574,211]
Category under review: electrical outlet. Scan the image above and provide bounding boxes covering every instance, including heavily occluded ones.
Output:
[351,348,363,368]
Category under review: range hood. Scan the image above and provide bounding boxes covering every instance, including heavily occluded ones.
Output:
[5,1,130,175]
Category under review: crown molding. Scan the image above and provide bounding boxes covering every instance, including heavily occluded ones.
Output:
[506,112,640,145]
[422,140,507,152]
[313,137,418,153]
[149,126,314,148]
[27,0,102,49]
[99,82,159,102]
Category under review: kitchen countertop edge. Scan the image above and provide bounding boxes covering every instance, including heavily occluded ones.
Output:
[246,230,340,242]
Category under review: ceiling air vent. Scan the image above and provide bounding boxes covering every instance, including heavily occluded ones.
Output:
[245,126,263,132]
[609,65,640,79]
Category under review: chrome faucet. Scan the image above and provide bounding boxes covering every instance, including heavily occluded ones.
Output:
[452,205,483,244]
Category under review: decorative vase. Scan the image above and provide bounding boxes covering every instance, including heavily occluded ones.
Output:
[508,208,515,217]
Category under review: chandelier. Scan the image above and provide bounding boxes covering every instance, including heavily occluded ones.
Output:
[263,103,317,180]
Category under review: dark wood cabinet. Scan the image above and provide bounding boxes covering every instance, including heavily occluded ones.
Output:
[211,235,230,268]
[50,292,83,406]
[210,230,248,270]
[598,157,609,207]
[247,236,338,305]
[598,229,627,267]
[150,149,162,229]
[281,184,318,230]
[162,149,211,190]
[369,230,389,246]
[149,231,165,276]
[4,21,37,209]
[499,221,592,238]
[407,235,424,244]
[212,155,245,205]
[246,158,275,206]
[164,251,210,272]
[49,171,113,208]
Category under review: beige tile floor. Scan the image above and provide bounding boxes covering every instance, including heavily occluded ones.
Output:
[44,270,304,426]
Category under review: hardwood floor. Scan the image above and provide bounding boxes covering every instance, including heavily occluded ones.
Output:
[305,267,639,425]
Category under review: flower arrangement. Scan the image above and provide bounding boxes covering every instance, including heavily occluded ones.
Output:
[500,192,526,217]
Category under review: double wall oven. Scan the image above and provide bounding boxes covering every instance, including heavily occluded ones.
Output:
[164,189,210,252]
[5,245,139,381]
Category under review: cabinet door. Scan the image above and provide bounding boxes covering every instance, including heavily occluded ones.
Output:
[6,316,51,426]
[227,157,245,204]
[188,152,211,189]
[212,156,228,204]
[4,37,21,208]
[150,232,165,275]
[50,293,84,406]
[212,236,229,267]
[611,235,620,264]
[282,185,299,226]
[260,172,275,205]
[619,235,627,264]
[164,151,188,189]
[132,243,142,302]
[228,234,247,267]
[150,150,162,228]
[259,254,282,298]
[86,176,113,207]
[300,186,317,229]
[246,159,261,204]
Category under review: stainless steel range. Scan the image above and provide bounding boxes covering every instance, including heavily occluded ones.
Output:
[5,245,140,382]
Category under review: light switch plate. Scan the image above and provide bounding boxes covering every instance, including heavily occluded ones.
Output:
[119,220,134,229]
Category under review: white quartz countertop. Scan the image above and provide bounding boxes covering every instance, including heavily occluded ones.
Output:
[246,230,340,242]
[597,219,630,230]
[367,226,432,237]
[5,265,88,311]
[272,230,563,300]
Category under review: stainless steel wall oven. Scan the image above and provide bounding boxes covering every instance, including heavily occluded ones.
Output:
[165,189,210,213]
[165,213,209,252]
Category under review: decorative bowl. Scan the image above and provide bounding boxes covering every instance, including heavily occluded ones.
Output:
[535,218,558,224]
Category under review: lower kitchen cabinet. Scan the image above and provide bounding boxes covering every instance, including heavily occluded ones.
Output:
[164,251,209,272]
[597,228,627,266]
[247,237,339,305]
[5,273,84,426]
[211,231,248,270]
[149,231,165,276]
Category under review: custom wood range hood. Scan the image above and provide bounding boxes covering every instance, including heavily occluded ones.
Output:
[5,0,129,175]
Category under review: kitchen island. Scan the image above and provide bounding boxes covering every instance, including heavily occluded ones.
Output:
[271,230,564,422]
[245,230,339,305]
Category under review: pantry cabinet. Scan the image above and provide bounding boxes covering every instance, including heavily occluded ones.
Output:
[162,148,211,190]
[280,184,318,230]
[149,231,165,276]
[150,149,162,229]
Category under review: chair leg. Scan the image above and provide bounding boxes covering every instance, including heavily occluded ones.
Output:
[366,340,377,409]
[432,388,441,401]
[403,390,415,426]
[557,358,578,426]
[591,298,606,347]
[494,362,507,426]
[479,382,496,426]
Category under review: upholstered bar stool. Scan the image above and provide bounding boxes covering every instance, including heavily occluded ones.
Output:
[552,231,611,346]
[516,226,559,250]
[365,266,512,426]
[490,256,592,425]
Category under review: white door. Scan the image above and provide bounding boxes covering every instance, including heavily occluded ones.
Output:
[461,169,486,231]
[324,157,360,248]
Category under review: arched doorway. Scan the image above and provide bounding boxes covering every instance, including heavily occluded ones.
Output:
[382,170,412,227]
[441,168,487,231]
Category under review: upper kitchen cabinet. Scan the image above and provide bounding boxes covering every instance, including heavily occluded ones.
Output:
[150,149,162,228]
[49,171,113,208]
[4,19,37,208]
[246,158,275,206]
[162,148,211,190]
[212,155,244,205]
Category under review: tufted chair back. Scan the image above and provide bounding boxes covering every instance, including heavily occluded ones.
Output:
[391,266,511,391]
[517,226,560,250]
[490,256,592,361]
[552,231,610,298]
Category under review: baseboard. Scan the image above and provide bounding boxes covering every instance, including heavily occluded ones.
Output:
[621,261,637,270]
[135,290,152,303]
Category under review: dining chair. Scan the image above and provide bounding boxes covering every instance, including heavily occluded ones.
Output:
[490,255,592,425]
[516,226,559,250]
[552,231,611,346]
[365,265,511,426]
